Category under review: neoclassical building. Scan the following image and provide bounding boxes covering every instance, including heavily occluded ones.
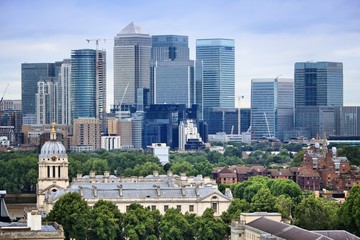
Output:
[37,125,232,216]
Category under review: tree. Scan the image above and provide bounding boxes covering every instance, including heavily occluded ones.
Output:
[82,158,110,174]
[125,162,165,176]
[89,200,122,240]
[275,195,294,221]
[46,192,90,240]
[270,179,302,203]
[221,198,250,224]
[250,188,277,212]
[224,146,242,158]
[290,150,305,167]
[159,208,193,240]
[193,208,228,240]
[338,185,360,236]
[123,204,160,239]
[338,146,360,166]
[294,195,339,230]
[170,161,196,176]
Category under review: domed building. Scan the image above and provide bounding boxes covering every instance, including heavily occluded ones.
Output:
[37,123,69,212]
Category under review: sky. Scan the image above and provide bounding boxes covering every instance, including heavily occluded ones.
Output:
[0,0,359,109]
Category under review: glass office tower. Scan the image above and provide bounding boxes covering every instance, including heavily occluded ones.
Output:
[251,78,294,141]
[196,39,235,121]
[114,22,151,107]
[294,62,343,138]
[151,35,189,62]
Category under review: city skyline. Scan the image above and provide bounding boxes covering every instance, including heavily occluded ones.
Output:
[1,0,360,108]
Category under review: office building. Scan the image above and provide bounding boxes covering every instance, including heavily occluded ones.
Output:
[151,60,203,109]
[0,100,21,111]
[207,108,251,135]
[335,106,360,136]
[147,143,170,165]
[196,39,235,120]
[251,78,294,141]
[114,22,151,107]
[101,136,121,151]
[21,63,55,115]
[151,35,189,62]
[71,49,106,132]
[294,62,343,138]
[0,109,22,145]
[179,119,205,151]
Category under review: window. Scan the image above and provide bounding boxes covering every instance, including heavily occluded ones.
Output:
[189,205,194,212]
[151,205,156,211]
[52,166,56,178]
[176,205,181,211]
[212,202,218,212]
[164,205,169,212]
[47,166,50,178]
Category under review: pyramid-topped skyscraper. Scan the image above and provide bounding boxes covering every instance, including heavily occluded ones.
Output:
[114,22,151,108]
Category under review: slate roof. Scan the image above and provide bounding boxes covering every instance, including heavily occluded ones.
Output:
[246,217,332,240]
[313,230,360,240]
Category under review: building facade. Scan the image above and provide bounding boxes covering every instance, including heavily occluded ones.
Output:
[71,49,106,133]
[71,118,101,150]
[114,22,151,107]
[294,62,343,139]
[21,63,55,115]
[196,39,235,121]
[251,78,294,141]
[151,35,189,62]
[207,108,251,135]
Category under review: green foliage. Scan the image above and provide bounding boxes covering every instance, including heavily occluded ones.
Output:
[193,208,228,240]
[294,195,340,230]
[82,158,110,174]
[170,161,196,176]
[221,199,250,224]
[0,154,38,193]
[224,146,242,158]
[123,162,165,177]
[283,143,303,152]
[159,208,193,240]
[338,146,360,166]
[46,192,90,240]
[338,185,360,236]
[290,150,305,167]
[270,179,302,203]
[233,176,273,201]
[123,204,160,240]
[89,200,122,240]
[250,188,277,212]
[275,195,294,220]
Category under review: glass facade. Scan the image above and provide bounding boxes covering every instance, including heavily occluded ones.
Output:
[196,39,235,121]
[251,78,294,141]
[21,63,55,115]
[294,62,343,138]
[151,35,189,62]
[114,23,151,106]
[71,49,106,120]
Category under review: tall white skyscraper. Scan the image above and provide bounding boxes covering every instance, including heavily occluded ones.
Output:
[114,22,151,107]
[59,59,71,125]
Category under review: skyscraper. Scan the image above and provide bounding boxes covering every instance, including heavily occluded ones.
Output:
[196,39,235,121]
[294,62,343,138]
[151,35,189,62]
[59,59,72,125]
[114,22,151,107]
[71,49,106,131]
[251,78,294,141]
[21,63,55,115]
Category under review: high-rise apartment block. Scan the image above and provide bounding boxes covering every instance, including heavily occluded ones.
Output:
[251,78,294,141]
[71,49,106,132]
[196,39,235,120]
[294,62,343,139]
[114,22,151,107]
[71,118,101,151]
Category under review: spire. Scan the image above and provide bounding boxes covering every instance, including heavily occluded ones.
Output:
[50,122,56,140]
[119,22,144,34]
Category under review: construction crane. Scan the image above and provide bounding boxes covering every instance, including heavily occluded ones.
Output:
[263,112,273,138]
[237,96,244,135]
[85,39,107,119]
[0,84,9,104]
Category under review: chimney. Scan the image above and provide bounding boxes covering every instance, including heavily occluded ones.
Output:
[26,209,42,231]
[104,171,110,183]
[195,185,200,196]
[93,186,98,197]
[181,185,186,196]
[180,173,187,181]
[153,171,159,177]
[79,186,84,197]
[167,170,173,177]
[118,185,123,197]
[76,173,82,180]
[90,171,96,178]
[156,186,161,196]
